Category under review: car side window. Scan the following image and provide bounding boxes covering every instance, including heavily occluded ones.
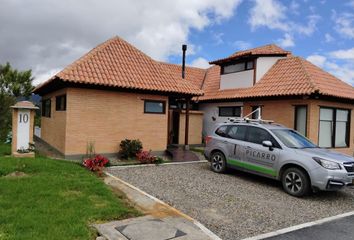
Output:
[246,126,280,147]
[227,125,247,141]
[215,125,228,138]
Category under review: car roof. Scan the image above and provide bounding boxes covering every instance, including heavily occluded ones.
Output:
[216,122,287,130]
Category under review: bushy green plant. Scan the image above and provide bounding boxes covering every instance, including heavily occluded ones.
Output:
[119,139,143,159]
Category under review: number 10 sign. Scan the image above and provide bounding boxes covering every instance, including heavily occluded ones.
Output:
[11,101,39,157]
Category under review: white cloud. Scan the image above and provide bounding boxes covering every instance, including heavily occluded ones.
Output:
[325,33,334,43]
[190,57,211,69]
[212,32,224,45]
[332,12,354,39]
[277,33,295,48]
[248,0,321,47]
[0,0,243,85]
[326,62,354,86]
[232,40,252,50]
[248,0,289,31]
[293,14,320,36]
[306,54,327,67]
[307,51,354,86]
[329,48,354,60]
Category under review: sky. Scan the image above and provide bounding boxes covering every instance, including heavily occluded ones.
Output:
[0,0,353,86]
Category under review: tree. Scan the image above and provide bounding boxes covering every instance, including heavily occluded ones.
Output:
[0,63,34,141]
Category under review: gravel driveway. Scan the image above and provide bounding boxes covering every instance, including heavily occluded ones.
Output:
[107,163,354,240]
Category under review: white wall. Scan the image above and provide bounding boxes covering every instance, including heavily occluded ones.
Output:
[199,102,243,137]
[256,57,285,82]
[220,69,254,90]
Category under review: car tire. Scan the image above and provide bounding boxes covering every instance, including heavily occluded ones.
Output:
[281,167,310,197]
[210,151,227,173]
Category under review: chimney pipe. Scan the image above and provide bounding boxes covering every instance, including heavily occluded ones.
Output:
[182,44,187,79]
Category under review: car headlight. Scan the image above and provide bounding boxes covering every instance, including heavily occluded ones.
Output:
[312,157,341,170]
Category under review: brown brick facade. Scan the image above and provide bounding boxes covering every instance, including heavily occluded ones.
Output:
[41,88,170,157]
[243,99,354,155]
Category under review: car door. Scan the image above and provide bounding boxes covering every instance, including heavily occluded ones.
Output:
[225,125,248,164]
[243,126,281,178]
[213,125,231,156]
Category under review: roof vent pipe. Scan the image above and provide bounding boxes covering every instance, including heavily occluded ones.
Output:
[182,44,187,79]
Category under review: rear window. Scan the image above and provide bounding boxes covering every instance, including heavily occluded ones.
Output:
[227,125,247,141]
[215,125,228,137]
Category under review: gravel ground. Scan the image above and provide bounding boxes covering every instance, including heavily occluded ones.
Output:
[107,163,354,240]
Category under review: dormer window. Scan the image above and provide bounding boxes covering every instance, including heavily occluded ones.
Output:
[222,60,254,75]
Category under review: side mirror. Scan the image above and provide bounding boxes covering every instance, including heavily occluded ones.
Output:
[262,140,273,150]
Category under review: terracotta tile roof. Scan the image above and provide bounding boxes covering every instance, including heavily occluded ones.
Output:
[34,37,203,96]
[196,57,354,101]
[11,101,39,109]
[210,44,290,64]
[160,62,207,88]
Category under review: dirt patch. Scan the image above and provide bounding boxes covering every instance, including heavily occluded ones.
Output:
[4,171,28,178]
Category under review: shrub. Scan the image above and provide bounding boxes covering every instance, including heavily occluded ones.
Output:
[83,154,109,173]
[119,139,143,159]
[136,150,157,164]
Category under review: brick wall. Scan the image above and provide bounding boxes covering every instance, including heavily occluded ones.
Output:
[64,88,169,155]
[243,99,354,155]
[41,89,67,153]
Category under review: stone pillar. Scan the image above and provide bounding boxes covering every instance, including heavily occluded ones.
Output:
[11,101,39,158]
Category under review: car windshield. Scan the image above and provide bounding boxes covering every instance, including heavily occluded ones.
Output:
[271,129,318,149]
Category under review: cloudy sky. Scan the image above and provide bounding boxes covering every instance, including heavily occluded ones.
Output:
[0,0,353,86]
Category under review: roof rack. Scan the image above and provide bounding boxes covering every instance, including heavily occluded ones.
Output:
[226,117,274,124]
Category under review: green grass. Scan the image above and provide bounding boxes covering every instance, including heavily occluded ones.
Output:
[0,143,11,156]
[0,156,140,240]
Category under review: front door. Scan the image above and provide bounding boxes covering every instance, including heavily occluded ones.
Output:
[171,110,180,144]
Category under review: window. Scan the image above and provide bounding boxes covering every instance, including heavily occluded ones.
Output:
[41,99,51,117]
[56,95,66,111]
[272,129,317,149]
[319,107,350,148]
[294,105,307,136]
[251,106,261,119]
[215,125,228,137]
[222,60,254,74]
[227,125,247,141]
[219,106,241,117]
[144,100,165,114]
[246,126,280,148]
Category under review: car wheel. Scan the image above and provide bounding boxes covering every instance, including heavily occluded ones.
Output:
[210,151,226,173]
[282,167,310,197]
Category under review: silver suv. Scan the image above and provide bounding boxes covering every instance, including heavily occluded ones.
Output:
[204,120,354,197]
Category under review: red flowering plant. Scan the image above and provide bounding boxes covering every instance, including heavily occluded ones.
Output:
[136,150,157,164]
[83,154,109,174]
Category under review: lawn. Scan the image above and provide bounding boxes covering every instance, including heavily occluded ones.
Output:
[0,155,140,240]
[0,143,11,156]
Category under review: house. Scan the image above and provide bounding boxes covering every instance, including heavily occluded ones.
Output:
[34,37,354,158]
[193,45,354,155]
[33,37,204,159]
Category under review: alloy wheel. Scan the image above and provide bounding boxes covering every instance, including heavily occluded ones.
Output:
[285,172,303,194]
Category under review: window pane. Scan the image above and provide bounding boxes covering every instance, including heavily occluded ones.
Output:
[335,122,347,147]
[227,126,247,140]
[295,106,307,136]
[219,107,234,116]
[223,63,245,74]
[247,127,273,145]
[320,108,333,121]
[215,125,228,137]
[318,121,332,147]
[246,61,254,69]
[234,107,241,117]
[336,110,348,121]
[252,106,260,119]
[145,101,164,113]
